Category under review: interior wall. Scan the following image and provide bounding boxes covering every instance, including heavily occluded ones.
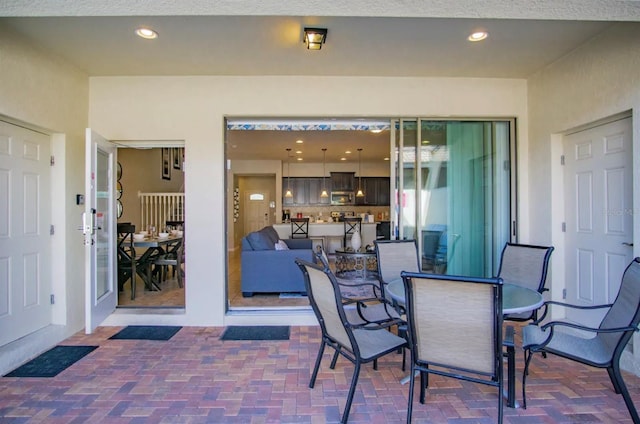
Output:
[118,148,184,231]
[89,75,528,326]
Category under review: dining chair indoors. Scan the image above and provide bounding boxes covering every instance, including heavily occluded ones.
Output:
[521,257,640,422]
[296,259,407,424]
[497,242,554,322]
[117,223,137,299]
[402,271,508,424]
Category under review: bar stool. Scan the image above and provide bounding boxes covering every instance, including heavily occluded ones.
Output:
[343,217,362,249]
[290,217,309,238]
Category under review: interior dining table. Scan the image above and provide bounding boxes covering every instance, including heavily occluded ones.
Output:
[124,235,183,291]
[385,278,543,408]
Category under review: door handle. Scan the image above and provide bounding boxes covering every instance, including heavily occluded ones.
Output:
[622,242,634,247]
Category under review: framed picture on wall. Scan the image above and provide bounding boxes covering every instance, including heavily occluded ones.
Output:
[162,147,171,180]
[173,147,182,170]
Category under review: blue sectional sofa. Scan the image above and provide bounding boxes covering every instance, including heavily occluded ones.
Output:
[240,225,313,297]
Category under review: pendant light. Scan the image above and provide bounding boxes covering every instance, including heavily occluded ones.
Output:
[284,148,293,198]
[356,148,364,197]
[320,148,329,198]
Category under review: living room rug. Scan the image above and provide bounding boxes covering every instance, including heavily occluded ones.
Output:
[3,345,98,378]
[220,326,290,341]
[109,325,182,341]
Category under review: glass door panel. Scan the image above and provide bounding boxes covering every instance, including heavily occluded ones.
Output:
[395,119,512,277]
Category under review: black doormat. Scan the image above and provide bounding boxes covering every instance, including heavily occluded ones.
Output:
[220,326,290,341]
[4,345,98,378]
[109,325,182,341]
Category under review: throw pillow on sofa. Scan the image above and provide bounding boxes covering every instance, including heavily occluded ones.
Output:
[275,240,289,250]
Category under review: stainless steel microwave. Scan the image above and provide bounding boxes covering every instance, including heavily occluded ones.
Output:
[331,191,354,205]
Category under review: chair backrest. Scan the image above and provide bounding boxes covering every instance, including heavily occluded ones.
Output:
[374,239,420,285]
[599,258,640,356]
[296,259,356,353]
[402,271,503,376]
[497,243,554,293]
[291,218,309,239]
[117,223,136,260]
[314,245,330,269]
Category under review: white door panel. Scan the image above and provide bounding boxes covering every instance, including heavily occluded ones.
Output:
[0,121,51,347]
[565,117,633,327]
[84,129,117,334]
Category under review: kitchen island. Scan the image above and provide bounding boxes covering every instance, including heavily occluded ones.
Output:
[273,222,377,253]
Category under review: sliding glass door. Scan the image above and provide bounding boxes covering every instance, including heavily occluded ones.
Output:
[392,119,514,277]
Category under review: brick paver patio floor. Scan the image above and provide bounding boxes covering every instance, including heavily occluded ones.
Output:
[1,324,639,423]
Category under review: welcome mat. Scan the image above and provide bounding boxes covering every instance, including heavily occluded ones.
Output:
[109,325,182,341]
[4,345,98,378]
[220,326,290,341]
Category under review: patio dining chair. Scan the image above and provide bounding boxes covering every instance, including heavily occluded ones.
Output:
[521,257,640,422]
[402,271,508,424]
[497,242,554,322]
[314,245,401,327]
[296,259,407,424]
[374,239,421,302]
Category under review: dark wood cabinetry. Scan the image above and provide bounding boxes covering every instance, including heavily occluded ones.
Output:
[355,177,391,206]
[330,172,355,191]
[283,177,330,206]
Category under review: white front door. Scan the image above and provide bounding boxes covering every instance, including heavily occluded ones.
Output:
[0,121,52,347]
[84,129,117,333]
[244,191,269,234]
[564,117,633,327]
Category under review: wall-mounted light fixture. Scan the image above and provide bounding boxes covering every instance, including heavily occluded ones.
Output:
[356,148,364,197]
[320,148,329,198]
[284,148,293,198]
[303,28,327,50]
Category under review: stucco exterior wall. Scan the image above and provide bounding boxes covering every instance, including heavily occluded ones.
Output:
[89,75,528,326]
[527,22,640,370]
[0,25,89,332]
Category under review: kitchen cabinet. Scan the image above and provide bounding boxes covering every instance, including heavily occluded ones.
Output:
[330,172,355,191]
[283,177,330,205]
[355,177,390,206]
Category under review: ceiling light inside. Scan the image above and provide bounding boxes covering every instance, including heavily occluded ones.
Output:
[468,31,488,42]
[135,27,158,40]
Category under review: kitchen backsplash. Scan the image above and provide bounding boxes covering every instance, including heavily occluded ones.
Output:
[283,205,390,223]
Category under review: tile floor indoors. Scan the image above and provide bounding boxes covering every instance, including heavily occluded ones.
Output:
[1,323,639,423]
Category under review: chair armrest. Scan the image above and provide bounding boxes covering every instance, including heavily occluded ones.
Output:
[503,325,515,348]
[540,320,638,334]
[534,300,613,324]
[347,316,406,331]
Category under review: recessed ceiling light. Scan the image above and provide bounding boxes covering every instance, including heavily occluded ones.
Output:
[296,139,304,144]
[370,129,383,134]
[297,157,303,161]
[468,31,488,42]
[295,150,302,154]
[135,27,158,40]
[384,157,390,161]
[345,150,352,154]
[340,157,347,161]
